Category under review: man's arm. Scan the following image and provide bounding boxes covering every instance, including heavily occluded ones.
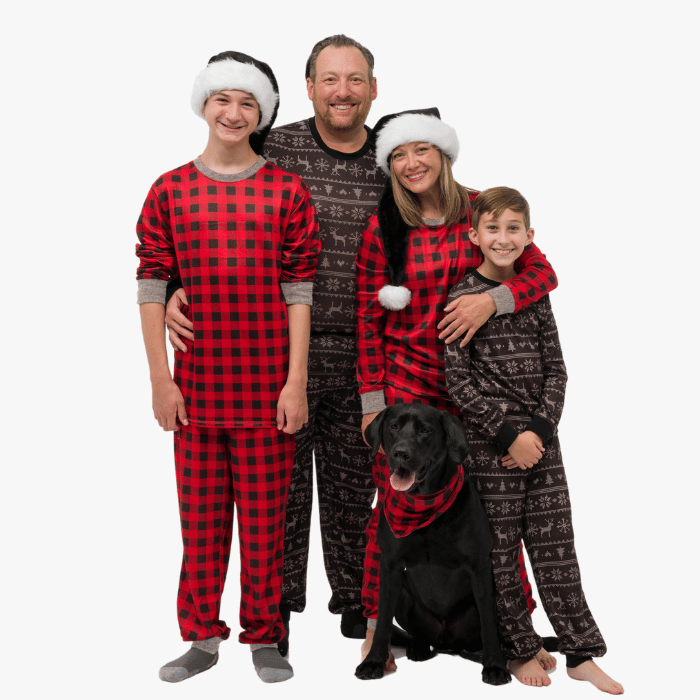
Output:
[139,303,188,431]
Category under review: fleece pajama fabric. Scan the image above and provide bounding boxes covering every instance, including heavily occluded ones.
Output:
[136,156,320,643]
[355,209,558,619]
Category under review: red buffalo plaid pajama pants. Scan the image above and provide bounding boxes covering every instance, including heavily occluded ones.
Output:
[174,424,295,644]
[361,387,535,618]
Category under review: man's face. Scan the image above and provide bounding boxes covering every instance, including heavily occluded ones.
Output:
[307,46,377,134]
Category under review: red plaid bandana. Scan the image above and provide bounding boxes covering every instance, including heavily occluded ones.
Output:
[383,463,464,538]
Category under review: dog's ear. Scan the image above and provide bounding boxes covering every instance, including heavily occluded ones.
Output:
[365,409,388,459]
[441,412,471,465]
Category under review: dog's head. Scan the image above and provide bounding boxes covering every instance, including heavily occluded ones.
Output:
[365,404,470,494]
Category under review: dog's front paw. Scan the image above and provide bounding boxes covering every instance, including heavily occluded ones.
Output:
[481,664,511,686]
[355,657,386,680]
[406,637,436,662]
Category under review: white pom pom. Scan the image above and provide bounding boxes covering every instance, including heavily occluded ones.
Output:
[378,285,412,310]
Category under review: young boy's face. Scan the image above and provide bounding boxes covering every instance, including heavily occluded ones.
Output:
[202,90,260,146]
[469,208,534,273]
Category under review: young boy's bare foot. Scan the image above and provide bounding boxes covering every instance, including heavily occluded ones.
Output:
[510,657,552,686]
[536,646,557,670]
[567,660,623,694]
[361,628,397,672]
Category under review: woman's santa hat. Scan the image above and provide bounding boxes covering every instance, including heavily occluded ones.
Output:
[191,51,280,155]
[371,108,460,310]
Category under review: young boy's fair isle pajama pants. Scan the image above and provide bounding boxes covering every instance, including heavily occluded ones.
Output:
[174,424,295,645]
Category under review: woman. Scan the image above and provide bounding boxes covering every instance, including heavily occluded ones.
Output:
[136,51,319,684]
[355,109,557,683]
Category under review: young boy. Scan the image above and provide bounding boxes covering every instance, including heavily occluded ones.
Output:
[444,187,623,694]
[136,52,320,683]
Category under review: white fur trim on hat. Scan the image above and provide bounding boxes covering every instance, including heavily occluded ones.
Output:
[375,114,459,176]
[191,59,279,132]
[378,285,412,311]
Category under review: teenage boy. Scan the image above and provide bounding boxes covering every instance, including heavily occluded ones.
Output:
[136,52,319,683]
[444,187,623,694]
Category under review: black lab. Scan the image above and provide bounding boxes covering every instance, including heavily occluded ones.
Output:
[355,404,510,685]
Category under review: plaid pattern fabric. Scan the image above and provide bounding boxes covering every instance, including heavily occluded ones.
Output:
[362,386,535,618]
[465,429,606,659]
[383,463,464,537]
[174,424,295,644]
[355,209,557,403]
[136,160,320,428]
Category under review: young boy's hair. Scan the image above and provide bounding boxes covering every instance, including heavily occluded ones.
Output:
[471,186,530,231]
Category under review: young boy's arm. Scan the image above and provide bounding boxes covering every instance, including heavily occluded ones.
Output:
[528,295,568,445]
[276,179,320,434]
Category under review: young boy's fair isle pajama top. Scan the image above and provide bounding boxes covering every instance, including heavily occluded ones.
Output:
[445,270,606,661]
[355,209,558,619]
[136,157,320,644]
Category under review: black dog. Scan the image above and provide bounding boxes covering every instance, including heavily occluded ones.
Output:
[355,404,510,685]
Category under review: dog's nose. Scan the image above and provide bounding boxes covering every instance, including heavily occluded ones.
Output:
[392,450,411,463]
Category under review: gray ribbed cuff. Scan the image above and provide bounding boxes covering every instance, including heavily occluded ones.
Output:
[281,282,313,305]
[137,278,168,305]
[361,390,386,414]
[367,617,377,629]
[486,285,515,316]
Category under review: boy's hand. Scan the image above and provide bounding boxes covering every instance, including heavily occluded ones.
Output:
[439,293,496,347]
[166,288,193,352]
[361,412,385,454]
[152,376,188,431]
[277,380,308,434]
[502,431,545,470]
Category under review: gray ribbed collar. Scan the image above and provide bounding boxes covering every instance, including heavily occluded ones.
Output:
[193,155,266,182]
[423,216,445,227]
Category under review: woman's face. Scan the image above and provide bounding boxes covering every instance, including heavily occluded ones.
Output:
[390,142,442,198]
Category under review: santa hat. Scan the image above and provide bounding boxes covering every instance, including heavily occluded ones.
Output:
[191,51,280,155]
[371,108,460,310]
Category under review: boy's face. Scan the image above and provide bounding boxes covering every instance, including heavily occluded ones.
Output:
[202,90,260,146]
[469,208,534,272]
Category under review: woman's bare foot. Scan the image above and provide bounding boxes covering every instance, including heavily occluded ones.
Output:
[567,660,623,694]
[361,628,397,672]
[510,657,551,686]
[536,646,557,670]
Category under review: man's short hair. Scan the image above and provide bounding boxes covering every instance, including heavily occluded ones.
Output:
[471,186,531,231]
[305,34,374,82]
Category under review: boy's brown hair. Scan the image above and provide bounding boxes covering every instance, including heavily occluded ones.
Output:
[471,186,530,230]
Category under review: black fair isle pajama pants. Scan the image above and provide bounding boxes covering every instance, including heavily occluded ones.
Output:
[173,424,294,644]
[465,425,607,660]
[281,371,375,615]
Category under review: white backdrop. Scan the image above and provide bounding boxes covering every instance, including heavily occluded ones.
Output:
[4,1,697,698]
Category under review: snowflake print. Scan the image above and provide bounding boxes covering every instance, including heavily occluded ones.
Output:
[338,360,352,371]
[350,207,366,220]
[338,489,350,502]
[556,492,569,506]
[291,136,306,147]
[505,361,519,374]
[484,502,496,515]
[353,455,365,468]
[557,518,571,533]
[499,501,512,515]
[326,277,341,291]
[550,568,563,582]
[568,567,580,580]
[522,359,535,372]
[349,231,362,245]
[526,522,538,539]
[308,377,320,389]
[319,336,335,347]
[329,204,343,218]
[507,527,517,540]
[281,155,294,169]
[316,158,329,171]
[476,450,490,466]
[539,495,553,509]
[497,574,512,587]
[567,593,580,607]
[271,132,286,143]
[340,338,354,350]
[349,163,362,177]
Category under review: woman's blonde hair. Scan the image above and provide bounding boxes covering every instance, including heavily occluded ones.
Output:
[389,149,471,228]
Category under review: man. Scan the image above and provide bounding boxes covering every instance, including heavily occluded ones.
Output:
[165,35,515,657]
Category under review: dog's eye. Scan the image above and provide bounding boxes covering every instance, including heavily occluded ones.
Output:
[421,428,431,434]
[389,424,398,431]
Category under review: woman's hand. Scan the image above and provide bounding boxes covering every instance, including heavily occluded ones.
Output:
[165,288,193,352]
[502,431,545,470]
[438,293,496,346]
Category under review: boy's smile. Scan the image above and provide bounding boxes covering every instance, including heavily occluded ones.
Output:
[469,208,534,282]
[203,90,260,146]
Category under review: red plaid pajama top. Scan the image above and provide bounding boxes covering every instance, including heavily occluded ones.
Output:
[356,201,558,404]
[136,158,320,428]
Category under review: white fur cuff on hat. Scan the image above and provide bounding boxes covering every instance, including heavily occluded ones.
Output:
[375,114,459,176]
[191,59,279,132]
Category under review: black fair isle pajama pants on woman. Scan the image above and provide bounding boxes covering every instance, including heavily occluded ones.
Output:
[465,426,607,660]
[173,424,294,644]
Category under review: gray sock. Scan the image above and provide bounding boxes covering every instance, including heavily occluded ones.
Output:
[159,638,221,683]
[251,645,293,683]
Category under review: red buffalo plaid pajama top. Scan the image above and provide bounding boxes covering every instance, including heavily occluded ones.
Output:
[136,157,320,428]
[355,201,558,618]
[136,157,319,644]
